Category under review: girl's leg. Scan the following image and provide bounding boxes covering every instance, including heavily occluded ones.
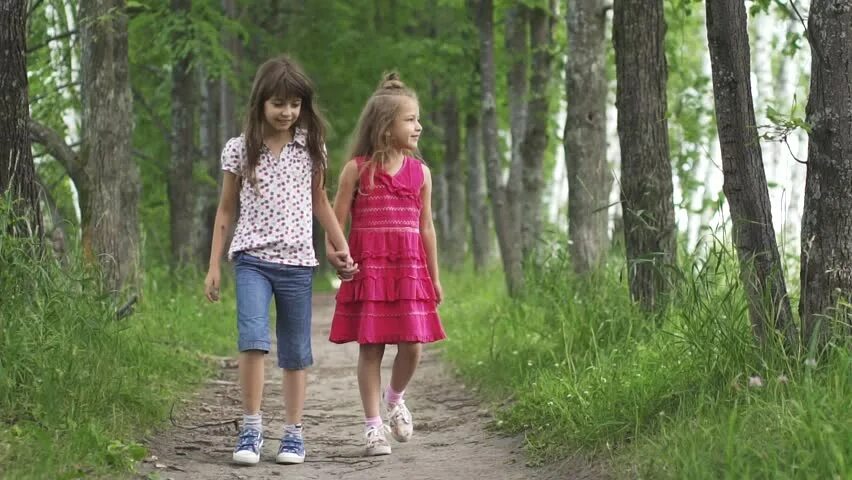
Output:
[389,342,422,394]
[384,342,421,443]
[358,344,386,418]
[233,253,274,464]
[359,344,392,456]
[272,265,313,464]
[234,255,274,417]
[282,368,306,424]
[239,351,266,414]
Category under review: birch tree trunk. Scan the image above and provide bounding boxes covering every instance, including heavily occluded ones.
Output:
[79,0,140,293]
[475,0,524,295]
[196,69,220,267]
[520,0,556,258]
[220,0,241,142]
[169,0,197,266]
[565,0,610,273]
[443,93,467,268]
[705,0,796,345]
[465,111,491,272]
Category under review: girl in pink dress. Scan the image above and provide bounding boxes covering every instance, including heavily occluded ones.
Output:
[328,72,446,456]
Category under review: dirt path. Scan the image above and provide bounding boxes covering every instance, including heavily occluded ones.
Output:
[137,293,550,480]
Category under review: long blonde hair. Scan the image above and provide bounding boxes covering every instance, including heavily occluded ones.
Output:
[346,72,422,189]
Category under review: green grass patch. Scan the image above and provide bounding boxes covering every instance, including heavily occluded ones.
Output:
[0,230,234,478]
[440,246,851,478]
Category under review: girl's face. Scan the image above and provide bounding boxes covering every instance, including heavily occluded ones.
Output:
[263,96,302,134]
[387,97,422,151]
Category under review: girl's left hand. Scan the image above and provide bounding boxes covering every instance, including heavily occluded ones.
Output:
[433,280,443,305]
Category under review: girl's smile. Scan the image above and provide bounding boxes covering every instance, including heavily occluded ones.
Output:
[264,96,302,132]
[388,97,422,151]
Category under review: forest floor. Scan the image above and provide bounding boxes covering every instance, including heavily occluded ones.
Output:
[135,293,601,480]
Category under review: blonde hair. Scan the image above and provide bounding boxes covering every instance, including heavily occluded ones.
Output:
[346,72,422,189]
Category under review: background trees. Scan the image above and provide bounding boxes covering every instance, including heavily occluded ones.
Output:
[11,0,847,347]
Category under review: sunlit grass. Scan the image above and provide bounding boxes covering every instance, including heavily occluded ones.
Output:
[0,216,234,479]
[441,244,851,478]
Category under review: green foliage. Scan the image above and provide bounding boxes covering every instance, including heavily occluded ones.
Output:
[441,245,850,477]
[0,208,234,479]
[664,0,717,213]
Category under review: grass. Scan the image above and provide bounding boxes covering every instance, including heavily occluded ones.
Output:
[0,224,235,478]
[0,203,348,479]
[440,244,851,479]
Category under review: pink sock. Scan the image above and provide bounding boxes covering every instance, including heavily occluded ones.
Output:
[365,416,383,429]
[385,385,404,406]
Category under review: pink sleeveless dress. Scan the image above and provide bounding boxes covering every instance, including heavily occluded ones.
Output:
[329,156,446,344]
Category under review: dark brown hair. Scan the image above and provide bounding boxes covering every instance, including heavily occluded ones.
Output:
[243,55,328,190]
[346,72,422,189]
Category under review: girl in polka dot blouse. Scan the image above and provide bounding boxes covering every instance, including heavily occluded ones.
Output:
[204,55,357,466]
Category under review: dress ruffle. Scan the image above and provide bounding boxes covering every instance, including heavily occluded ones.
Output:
[348,230,425,261]
[336,275,437,303]
[330,299,445,344]
[329,155,445,345]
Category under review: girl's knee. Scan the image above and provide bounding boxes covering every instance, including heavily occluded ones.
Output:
[397,342,422,356]
[360,344,385,362]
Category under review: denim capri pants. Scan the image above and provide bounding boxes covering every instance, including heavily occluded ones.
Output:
[233,251,313,369]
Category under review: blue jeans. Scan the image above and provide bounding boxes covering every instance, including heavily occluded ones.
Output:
[233,252,314,369]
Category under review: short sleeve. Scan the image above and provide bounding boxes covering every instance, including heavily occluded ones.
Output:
[221,136,245,176]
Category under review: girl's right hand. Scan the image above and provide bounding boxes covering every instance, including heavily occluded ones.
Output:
[205,268,221,302]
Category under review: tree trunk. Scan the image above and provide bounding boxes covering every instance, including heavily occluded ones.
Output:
[705,0,796,346]
[565,0,610,273]
[475,0,524,295]
[443,93,466,268]
[196,69,220,267]
[800,0,852,344]
[520,0,556,257]
[169,0,197,266]
[505,5,527,255]
[433,167,450,247]
[0,0,43,238]
[613,0,677,311]
[465,111,491,272]
[221,0,241,141]
[429,83,451,249]
[79,0,140,293]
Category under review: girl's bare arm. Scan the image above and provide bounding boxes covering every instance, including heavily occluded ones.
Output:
[205,172,239,301]
[326,159,359,252]
[313,170,349,253]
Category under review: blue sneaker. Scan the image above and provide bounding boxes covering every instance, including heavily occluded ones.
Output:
[276,431,306,464]
[233,427,263,465]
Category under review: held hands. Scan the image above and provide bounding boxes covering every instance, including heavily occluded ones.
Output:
[327,250,359,281]
[205,268,221,302]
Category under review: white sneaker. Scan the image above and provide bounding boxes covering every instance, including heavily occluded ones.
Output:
[364,425,392,456]
[232,427,263,465]
[386,400,413,442]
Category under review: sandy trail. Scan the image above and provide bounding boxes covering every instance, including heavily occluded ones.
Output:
[136,293,553,480]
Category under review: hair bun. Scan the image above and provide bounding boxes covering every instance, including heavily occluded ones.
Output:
[379,71,405,90]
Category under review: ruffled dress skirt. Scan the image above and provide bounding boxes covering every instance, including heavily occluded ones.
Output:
[329,157,446,345]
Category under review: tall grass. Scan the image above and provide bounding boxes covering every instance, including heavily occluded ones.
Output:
[0,208,235,478]
[441,243,851,478]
